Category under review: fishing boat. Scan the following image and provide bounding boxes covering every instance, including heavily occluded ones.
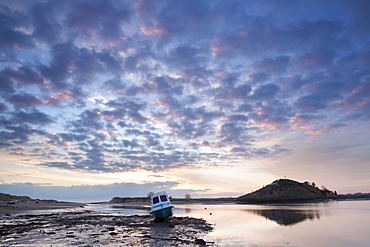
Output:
[149,191,174,220]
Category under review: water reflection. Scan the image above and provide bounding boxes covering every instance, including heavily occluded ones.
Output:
[111,204,150,211]
[88,201,370,246]
[92,203,328,227]
[184,207,192,213]
[245,209,322,226]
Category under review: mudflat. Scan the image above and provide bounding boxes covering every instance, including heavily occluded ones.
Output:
[0,204,213,246]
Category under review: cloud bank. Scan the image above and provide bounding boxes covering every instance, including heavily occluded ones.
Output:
[0,0,369,197]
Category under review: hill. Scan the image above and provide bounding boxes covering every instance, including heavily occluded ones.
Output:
[109,197,150,203]
[237,179,337,203]
[0,192,56,203]
[0,192,33,202]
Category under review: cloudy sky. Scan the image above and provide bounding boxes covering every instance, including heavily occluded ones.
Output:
[0,0,369,202]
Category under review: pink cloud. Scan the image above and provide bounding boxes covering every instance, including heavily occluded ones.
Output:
[350,82,370,98]
[56,92,73,100]
[44,92,73,106]
[305,129,328,135]
[140,26,167,35]
[289,114,323,124]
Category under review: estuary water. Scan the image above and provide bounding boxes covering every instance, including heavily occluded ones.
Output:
[87,200,370,247]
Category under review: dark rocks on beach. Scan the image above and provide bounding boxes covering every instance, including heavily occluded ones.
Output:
[0,210,213,246]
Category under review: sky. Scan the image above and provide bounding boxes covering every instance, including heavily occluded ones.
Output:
[0,0,369,202]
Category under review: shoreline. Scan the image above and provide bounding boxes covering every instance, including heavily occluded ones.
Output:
[99,196,370,209]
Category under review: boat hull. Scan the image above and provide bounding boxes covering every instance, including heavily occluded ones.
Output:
[150,206,174,219]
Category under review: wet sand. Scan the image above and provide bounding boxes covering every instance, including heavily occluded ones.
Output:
[0,202,86,215]
[0,203,213,246]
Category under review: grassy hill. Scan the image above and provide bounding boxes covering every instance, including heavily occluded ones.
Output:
[0,192,57,202]
[0,193,34,202]
[237,179,337,203]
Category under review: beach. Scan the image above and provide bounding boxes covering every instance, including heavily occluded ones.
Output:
[0,202,86,215]
[0,202,213,246]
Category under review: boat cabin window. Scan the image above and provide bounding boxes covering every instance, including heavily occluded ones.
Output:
[160,195,168,202]
[152,196,159,204]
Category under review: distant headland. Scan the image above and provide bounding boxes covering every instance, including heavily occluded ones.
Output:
[237,178,370,203]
